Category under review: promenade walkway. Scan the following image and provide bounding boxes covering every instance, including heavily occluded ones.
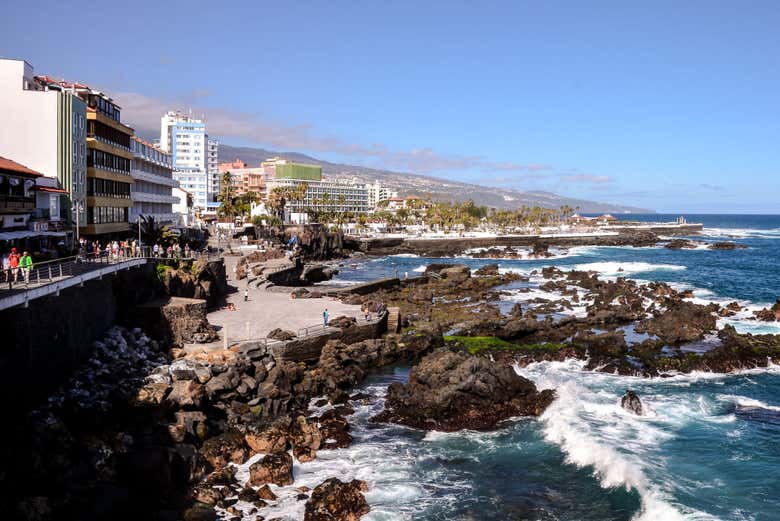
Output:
[0,251,220,311]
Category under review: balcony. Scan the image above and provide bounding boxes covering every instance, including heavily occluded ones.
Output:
[130,192,179,204]
[0,194,35,213]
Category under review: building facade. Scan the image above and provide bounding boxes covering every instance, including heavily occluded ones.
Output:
[0,59,87,231]
[130,137,178,225]
[79,89,135,236]
[267,177,371,217]
[159,112,209,210]
[366,180,396,208]
[207,137,219,201]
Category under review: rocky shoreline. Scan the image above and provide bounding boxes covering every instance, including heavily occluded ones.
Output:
[6,235,777,520]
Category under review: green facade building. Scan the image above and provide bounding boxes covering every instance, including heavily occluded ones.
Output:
[274,162,322,181]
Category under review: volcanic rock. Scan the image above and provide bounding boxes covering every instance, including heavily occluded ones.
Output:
[267,328,297,341]
[621,390,643,415]
[304,478,370,521]
[373,348,555,431]
[248,452,294,487]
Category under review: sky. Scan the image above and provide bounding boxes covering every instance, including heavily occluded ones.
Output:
[2,1,779,213]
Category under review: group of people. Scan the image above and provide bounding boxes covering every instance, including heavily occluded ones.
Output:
[2,247,34,285]
[77,238,194,261]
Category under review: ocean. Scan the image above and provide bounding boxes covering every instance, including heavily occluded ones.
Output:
[259,215,780,520]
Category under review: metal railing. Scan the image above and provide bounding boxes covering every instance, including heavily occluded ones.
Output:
[0,248,223,293]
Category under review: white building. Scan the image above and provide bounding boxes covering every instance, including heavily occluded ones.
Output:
[130,136,179,224]
[159,111,208,210]
[366,180,396,209]
[0,58,87,227]
[266,177,372,218]
[172,186,194,227]
[207,137,219,200]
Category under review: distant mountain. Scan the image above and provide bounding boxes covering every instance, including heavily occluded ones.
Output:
[218,144,653,214]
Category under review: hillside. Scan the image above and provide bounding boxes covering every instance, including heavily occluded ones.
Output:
[218,144,652,213]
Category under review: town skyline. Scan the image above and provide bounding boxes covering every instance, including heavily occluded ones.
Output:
[2,1,780,213]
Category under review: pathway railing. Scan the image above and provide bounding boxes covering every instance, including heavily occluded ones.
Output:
[1,249,223,294]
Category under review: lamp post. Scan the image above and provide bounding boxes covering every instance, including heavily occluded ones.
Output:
[71,200,83,246]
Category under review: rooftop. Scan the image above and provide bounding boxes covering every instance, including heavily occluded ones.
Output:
[0,156,44,177]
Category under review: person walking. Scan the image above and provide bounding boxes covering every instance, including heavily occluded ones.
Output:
[19,250,33,284]
[2,252,10,283]
[323,308,329,326]
[153,243,160,258]
[8,248,20,283]
[244,288,249,302]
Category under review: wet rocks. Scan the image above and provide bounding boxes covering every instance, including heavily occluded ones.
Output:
[753,301,780,322]
[635,301,718,344]
[621,390,644,415]
[248,452,294,487]
[304,478,370,521]
[709,241,747,250]
[665,239,698,249]
[373,348,555,431]
[474,263,500,276]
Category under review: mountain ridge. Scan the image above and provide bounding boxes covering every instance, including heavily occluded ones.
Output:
[217,144,653,214]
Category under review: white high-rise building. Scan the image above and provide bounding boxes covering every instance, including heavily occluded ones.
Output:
[159,111,208,209]
[206,137,219,202]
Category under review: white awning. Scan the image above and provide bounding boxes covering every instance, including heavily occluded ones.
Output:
[0,230,68,241]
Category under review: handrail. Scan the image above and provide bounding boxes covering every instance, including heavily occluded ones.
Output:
[1,249,223,292]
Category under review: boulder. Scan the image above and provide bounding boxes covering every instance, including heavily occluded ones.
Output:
[248,452,294,487]
[621,390,643,415]
[267,328,297,341]
[200,431,250,471]
[474,264,499,276]
[165,380,204,408]
[304,478,370,521]
[709,241,747,250]
[170,359,212,383]
[372,348,555,431]
[665,239,697,250]
[635,301,718,344]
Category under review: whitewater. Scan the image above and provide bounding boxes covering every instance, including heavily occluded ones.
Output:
[261,214,780,520]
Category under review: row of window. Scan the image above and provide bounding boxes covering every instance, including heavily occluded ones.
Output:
[88,149,130,173]
[89,120,131,149]
[87,206,129,225]
[87,178,131,199]
[86,94,121,122]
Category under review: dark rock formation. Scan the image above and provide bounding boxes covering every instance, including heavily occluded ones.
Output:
[248,452,294,487]
[304,478,370,521]
[373,348,555,431]
[635,301,718,344]
[267,328,297,341]
[621,390,643,415]
[708,241,747,250]
[665,239,698,249]
[474,263,500,276]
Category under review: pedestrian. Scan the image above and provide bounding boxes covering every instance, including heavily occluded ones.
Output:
[185,244,191,257]
[9,247,20,283]
[364,308,370,321]
[2,252,10,283]
[323,308,329,326]
[153,243,160,258]
[19,250,33,284]
[244,288,249,301]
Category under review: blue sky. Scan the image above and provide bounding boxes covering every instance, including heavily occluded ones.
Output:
[2,1,779,212]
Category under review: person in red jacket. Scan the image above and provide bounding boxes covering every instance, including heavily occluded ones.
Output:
[8,247,20,283]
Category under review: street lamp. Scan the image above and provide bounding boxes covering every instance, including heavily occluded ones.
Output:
[71,200,84,246]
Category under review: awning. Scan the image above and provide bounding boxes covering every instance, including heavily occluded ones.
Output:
[0,230,69,241]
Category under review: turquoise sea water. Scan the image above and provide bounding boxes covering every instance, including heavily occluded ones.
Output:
[269,215,780,521]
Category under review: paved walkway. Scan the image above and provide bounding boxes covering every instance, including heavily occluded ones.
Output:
[208,256,362,343]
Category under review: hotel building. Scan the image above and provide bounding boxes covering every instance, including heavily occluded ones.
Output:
[266,163,371,218]
[130,137,179,225]
[159,111,209,210]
